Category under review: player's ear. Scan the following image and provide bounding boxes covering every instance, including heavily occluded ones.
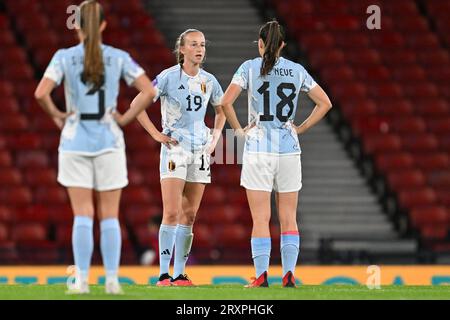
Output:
[258,39,264,50]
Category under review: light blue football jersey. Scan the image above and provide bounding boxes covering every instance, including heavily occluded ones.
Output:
[153,65,223,152]
[232,57,317,155]
[44,43,145,155]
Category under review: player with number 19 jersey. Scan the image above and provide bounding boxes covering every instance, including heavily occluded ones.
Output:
[44,43,145,156]
[153,64,223,152]
[152,64,223,182]
[232,57,317,155]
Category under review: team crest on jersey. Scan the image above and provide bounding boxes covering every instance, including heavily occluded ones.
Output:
[200,82,206,94]
[168,160,176,171]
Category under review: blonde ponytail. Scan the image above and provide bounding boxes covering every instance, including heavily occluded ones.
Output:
[80,0,104,93]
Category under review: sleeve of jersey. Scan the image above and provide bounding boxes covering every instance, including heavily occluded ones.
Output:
[122,53,145,86]
[300,66,318,92]
[210,77,224,107]
[231,61,250,90]
[43,50,64,86]
[151,73,168,102]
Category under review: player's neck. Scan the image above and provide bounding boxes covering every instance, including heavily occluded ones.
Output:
[182,62,200,77]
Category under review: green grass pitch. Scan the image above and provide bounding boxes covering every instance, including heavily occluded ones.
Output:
[0,285,449,300]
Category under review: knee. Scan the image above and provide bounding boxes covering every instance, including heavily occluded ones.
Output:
[180,207,196,226]
[74,205,95,218]
[279,219,298,232]
[252,215,271,226]
[163,208,179,225]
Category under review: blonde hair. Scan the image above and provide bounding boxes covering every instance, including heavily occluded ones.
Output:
[79,0,104,93]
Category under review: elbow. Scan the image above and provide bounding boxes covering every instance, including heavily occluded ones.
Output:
[34,89,46,102]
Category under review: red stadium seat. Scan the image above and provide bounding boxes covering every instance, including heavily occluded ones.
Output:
[15,205,51,224]
[202,186,226,205]
[401,134,439,153]
[0,81,14,97]
[34,187,68,204]
[382,50,416,66]
[420,226,448,241]
[414,154,450,172]
[193,224,215,248]
[0,115,28,132]
[375,153,414,174]
[376,99,413,116]
[0,187,32,205]
[409,207,449,228]
[0,223,8,242]
[389,117,427,134]
[362,134,402,154]
[0,97,20,114]
[413,99,449,117]
[340,99,377,119]
[387,170,426,191]
[309,50,345,69]
[24,168,57,187]
[217,224,250,247]
[0,151,12,168]
[13,223,48,242]
[15,151,49,168]
[398,188,438,210]
[331,82,367,100]
[0,206,13,224]
[122,187,153,204]
[8,133,42,150]
[368,83,403,99]
[391,66,426,82]
[124,205,161,227]
[0,169,22,185]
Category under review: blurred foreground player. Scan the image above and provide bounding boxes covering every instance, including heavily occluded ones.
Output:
[34,0,156,294]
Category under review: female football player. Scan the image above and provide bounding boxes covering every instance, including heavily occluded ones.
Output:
[34,0,156,294]
[130,29,226,286]
[221,21,332,287]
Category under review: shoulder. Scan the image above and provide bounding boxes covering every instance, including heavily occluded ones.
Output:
[243,58,260,68]
[157,65,181,80]
[55,44,80,58]
[284,58,308,74]
[101,44,129,58]
[199,69,219,82]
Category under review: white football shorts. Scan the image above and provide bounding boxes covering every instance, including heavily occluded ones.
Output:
[241,152,302,193]
[160,144,211,184]
[58,150,128,191]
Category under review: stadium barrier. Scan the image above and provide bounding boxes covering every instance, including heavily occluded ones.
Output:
[1,266,450,285]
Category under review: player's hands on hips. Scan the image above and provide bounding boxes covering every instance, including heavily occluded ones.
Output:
[51,110,72,129]
[206,136,219,154]
[112,111,129,127]
[235,122,256,138]
[294,124,307,135]
[153,132,178,149]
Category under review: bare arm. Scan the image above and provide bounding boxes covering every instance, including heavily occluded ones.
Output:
[114,74,157,127]
[221,83,247,136]
[207,105,227,154]
[295,85,332,134]
[34,78,71,129]
[126,75,177,148]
